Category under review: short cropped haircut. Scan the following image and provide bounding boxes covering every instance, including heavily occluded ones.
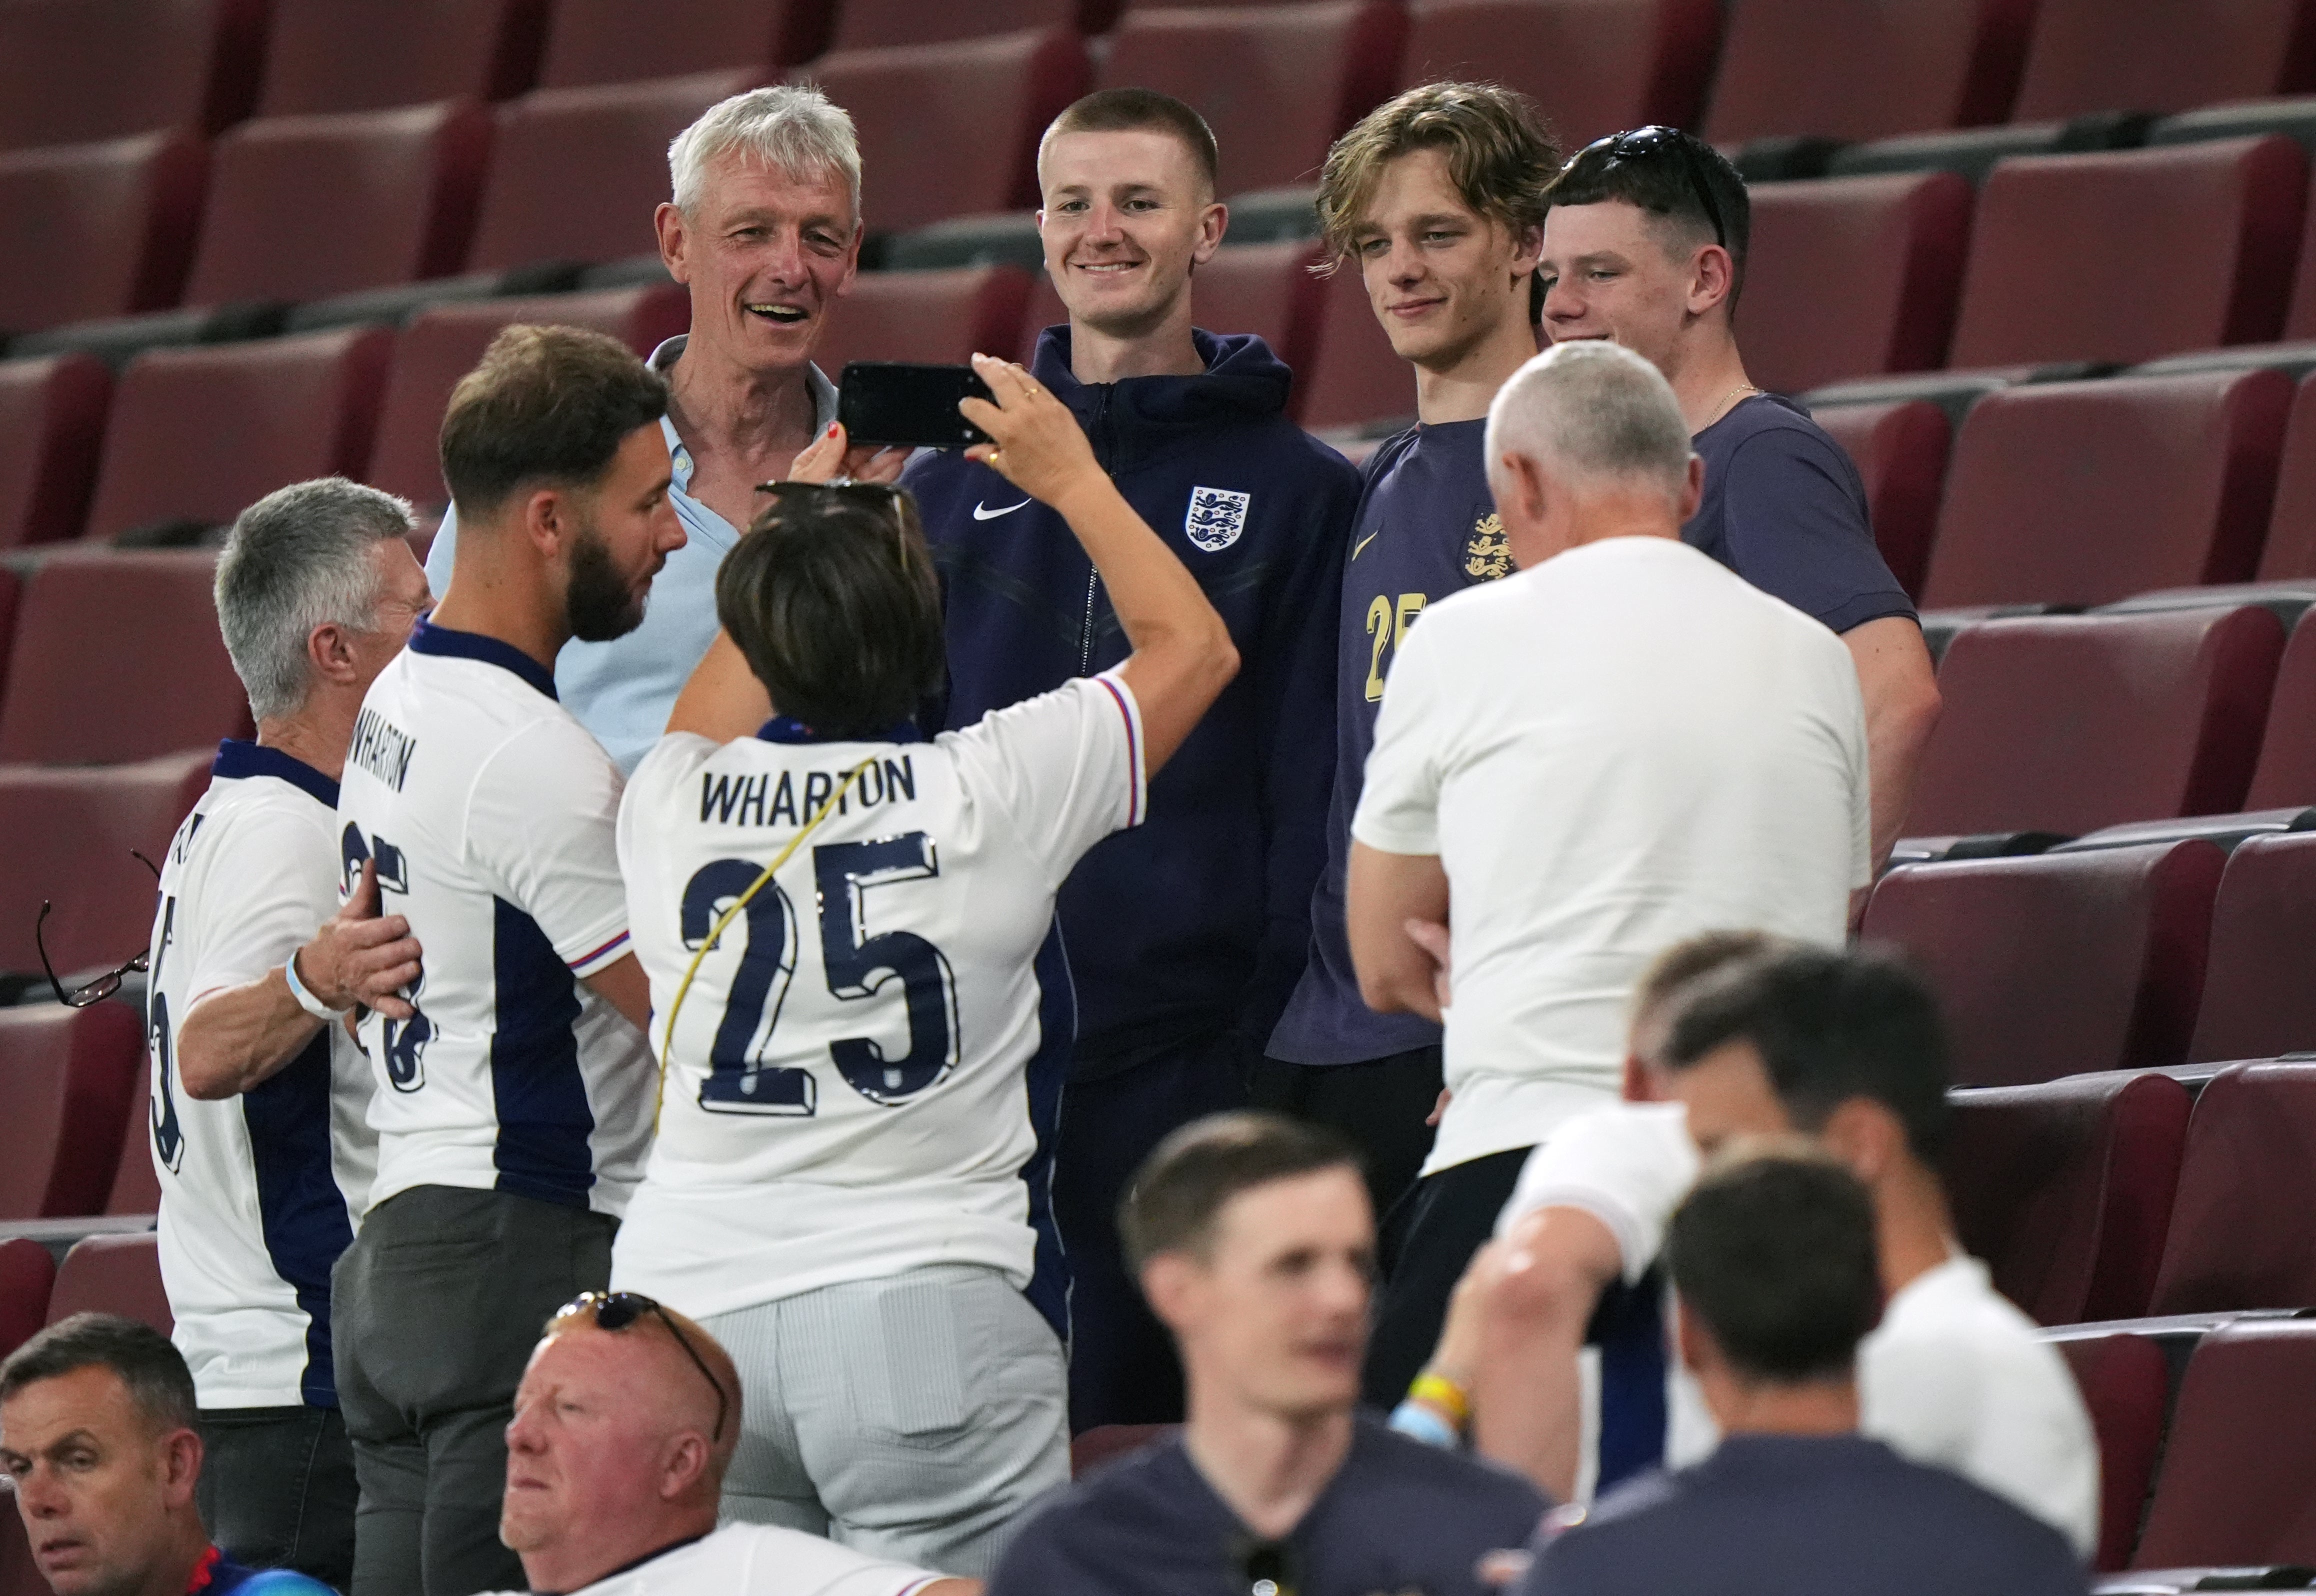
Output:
[1666,1150,1882,1384]
[0,1314,198,1435]
[1630,930,1790,1062]
[718,490,946,739]
[1038,88,1219,196]
[216,478,415,720]
[1662,946,1954,1161]
[1120,1110,1362,1274]
[669,84,861,220]
[1485,340,1694,504]
[1546,126,1752,310]
[438,324,669,518]
[1316,81,1560,312]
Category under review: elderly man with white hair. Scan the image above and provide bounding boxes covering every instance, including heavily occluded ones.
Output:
[423,85,903,772]
[1344,339,1876,1404]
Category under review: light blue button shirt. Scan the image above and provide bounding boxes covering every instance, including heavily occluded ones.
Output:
[422,336,838,774]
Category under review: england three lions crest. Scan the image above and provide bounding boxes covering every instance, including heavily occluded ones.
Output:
[1186,486,1251,552]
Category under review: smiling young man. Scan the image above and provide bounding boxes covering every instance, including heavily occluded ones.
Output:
[902,88,1358,1432]
[1536,129,1940,860]
[1262,78,1560,1302]
[423,86,904,772]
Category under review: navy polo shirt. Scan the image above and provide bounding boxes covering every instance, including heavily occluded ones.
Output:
[1514,1434,2088,1596]
[989,1416,1546,1596]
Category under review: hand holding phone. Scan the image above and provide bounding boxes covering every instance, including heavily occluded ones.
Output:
[838,362,994,448]
[959,354,1104,513]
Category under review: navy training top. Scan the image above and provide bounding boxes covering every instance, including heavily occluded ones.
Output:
[989,1416,1546,1596]
[1514,1433,2088,1596]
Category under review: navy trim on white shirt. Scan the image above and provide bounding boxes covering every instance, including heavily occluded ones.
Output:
[754,716,923,746]
[408,618,560,701]
[211,740,340,810]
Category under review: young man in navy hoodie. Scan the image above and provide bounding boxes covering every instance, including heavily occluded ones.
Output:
[903,88,1360,1431]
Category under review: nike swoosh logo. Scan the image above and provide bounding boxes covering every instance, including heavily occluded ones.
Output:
[1352,529,1382,559]
[972,499,1032,521]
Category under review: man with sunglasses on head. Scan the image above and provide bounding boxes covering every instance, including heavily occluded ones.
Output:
[482,1294,978,1596]
[609,352,1240,1574]
[142,478,434,1590]
[1538,126,1940,862]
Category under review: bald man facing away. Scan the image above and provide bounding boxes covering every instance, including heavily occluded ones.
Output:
[486,1296,978,1596]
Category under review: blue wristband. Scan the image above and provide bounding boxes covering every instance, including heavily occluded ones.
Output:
[1390,1399,1461,1450]
[283,950,342,1020]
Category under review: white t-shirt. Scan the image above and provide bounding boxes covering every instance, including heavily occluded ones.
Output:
[148,743,376,1408]
[610,672,1144,1323]
[480,1522,944,1596]
[1353,537,1872,1174]
[338,621,652,1218]
[1498,1106,2100,1556]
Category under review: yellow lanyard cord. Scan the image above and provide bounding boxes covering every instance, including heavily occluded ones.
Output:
[654,756,876,1130]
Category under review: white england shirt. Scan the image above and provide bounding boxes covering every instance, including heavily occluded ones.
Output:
[610,672,1144,1332]
[338,620,651,1218]
[148,742,376,1408]
[478,1522,944,1596]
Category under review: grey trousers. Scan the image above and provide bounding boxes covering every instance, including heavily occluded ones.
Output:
[197,1404,357,1592]
[331,1185,616,1596]
[702,1264,1070,1580]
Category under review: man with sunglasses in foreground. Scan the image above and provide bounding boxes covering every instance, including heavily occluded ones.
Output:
[988,1112,1542,1596]
[484,1293,976,1596]
[609,352,1239,1574]
[1536,126,1940,864]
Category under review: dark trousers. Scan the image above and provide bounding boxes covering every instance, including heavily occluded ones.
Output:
[332,1184,616,1596]
[1360,1146,1532,1410]
[198,1404,358,1592]
[1248,1046,1444,1224]
[1054,1033,1250,1432]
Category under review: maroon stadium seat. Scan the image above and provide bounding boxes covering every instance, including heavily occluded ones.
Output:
[0,753,210,978]
[466,70,770,273]
[0,356,112,548]
[808,30,1088,236]
[366,284,690,514]
[45,1234,170,1334]
[1918,371,2294,610]
[817,264,1034,378]
[1069,1422,1175,1477]
[1743,172,1970,396]
[0,132,208,336]
[1702,0,2034,148]
[2249,372,2316,581]
[0,1238,56,1359]
[2187,834,2316,1063]
[1810,400,1950,602]
[180,102,493,308]
[2244,612,2316,807]
[1096,4,1404,196]
[108,1065,161,1218]
[1014,242,1329,380]
[0,551,249,766]
[1860,842,2224,1086]
[1910,608,2284,839]
[81,327,394,544]
[257,0,549,118]
[0,1514,35,1596]
[0,0,266,152]
[0,1005,140,1221]
[2132,1318,2316,1569]
[2054,1331,2170,1572]
[1299,266,1416,434]
[828,0,1080,52]
[540,0,832,86]
[1392,0,1720,150]
[2010,0,2316,126]
[1945,1071,2190,1326]
[1946,138,2306,370]
[2152,1062,2316,1314]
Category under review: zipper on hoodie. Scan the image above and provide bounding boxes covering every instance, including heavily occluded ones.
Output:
[1080,384,1116,676]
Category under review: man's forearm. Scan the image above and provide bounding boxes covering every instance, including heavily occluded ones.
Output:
[176,973,326,1100]
[1844,616,1942,861]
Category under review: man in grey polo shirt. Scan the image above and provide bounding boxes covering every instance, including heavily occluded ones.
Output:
[422,86,903,772]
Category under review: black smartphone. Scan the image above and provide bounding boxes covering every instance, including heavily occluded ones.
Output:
[838,362,994,449]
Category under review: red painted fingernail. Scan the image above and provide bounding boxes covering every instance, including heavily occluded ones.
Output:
[826,422,838,438]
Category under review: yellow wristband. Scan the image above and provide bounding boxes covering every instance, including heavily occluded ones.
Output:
[1408,1370,1471,1430]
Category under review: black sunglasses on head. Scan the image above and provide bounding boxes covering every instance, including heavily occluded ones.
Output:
[554,1290,728,1442]
[750,479,913,541]
[1578,125,1728,249]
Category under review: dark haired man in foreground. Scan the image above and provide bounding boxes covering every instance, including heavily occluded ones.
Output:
[1514,1152,2086,1596]
[988,1112,1542,1596]
[904,86,1358,1431]
[334,324,683,1596]
[0,1314,332,1596]
[612,352,1238,1573]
